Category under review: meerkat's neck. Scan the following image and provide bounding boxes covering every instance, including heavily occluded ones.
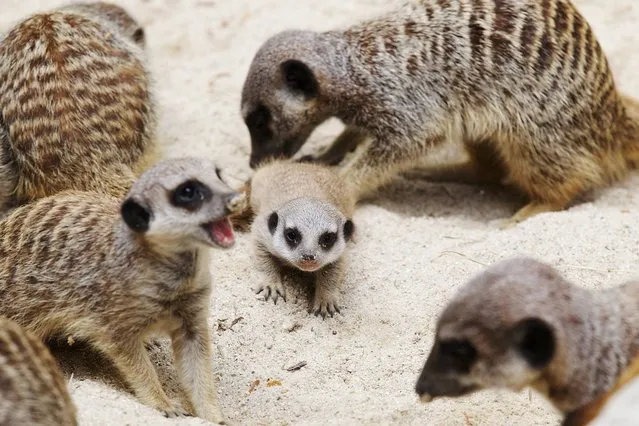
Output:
[114,221,201,275]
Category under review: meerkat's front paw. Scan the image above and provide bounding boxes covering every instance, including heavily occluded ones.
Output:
[254,281,287,304]
[311,292,341,319]
[160,402,190,418]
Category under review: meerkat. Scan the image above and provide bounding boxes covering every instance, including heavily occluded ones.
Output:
[248,160,355,317]
[0,1,156,213]
[414,257,639,423]
[0,316,78,426]
[0,157,245,423]
[240,0,639,227]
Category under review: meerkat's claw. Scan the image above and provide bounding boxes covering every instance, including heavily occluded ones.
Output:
[312,296,340,318]
[254,282,287,304]
[161,402,190,418]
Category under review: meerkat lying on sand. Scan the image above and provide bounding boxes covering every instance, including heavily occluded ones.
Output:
[415,257,639,424]
[248,160,355,317]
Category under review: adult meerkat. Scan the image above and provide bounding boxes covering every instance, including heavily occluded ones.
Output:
[249,160,355,317]
[414,257,639,423]
[240,0,639,227]
[0,316,78,426]
[0,1,155,213]
[0,157,244,423]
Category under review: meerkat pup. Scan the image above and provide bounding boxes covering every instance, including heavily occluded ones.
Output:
[249,160,355,317]
[241,0,639,227]
[0,1,155,213]
[0,316,78,426]
[414,257,639,423]
[0,157,244,423]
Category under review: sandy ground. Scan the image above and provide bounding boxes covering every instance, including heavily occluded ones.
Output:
[2,0,639,425]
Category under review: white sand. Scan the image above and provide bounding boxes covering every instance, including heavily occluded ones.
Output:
[2,0,639,425]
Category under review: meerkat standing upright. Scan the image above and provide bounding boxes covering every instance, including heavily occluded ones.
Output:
[241,0,639,226]
[0,316,78,426]
[0,2,155,213]
[248,160,355,317]
[0,157,245,423]
[414,257,639,423]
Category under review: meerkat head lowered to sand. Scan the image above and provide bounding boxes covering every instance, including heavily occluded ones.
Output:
[260,197,354,273]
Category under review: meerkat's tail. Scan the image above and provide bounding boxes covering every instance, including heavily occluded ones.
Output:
[619,93,639,170]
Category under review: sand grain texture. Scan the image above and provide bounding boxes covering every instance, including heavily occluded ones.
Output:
[1,0,639,425]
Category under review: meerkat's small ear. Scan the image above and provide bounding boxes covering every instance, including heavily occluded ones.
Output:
[121,198,151,233]
[132,27,145,45]
[343,219,354,240]
[512,318,555,369]
[268,212,279,234]
[280,60,319,99]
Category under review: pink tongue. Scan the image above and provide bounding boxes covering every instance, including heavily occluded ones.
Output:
[211,218,235,246]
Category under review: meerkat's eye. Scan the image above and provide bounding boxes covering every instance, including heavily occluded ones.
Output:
[284,227,301,247]
[319,232,338,250]
[171,179,211,211]
[439,339,477,373]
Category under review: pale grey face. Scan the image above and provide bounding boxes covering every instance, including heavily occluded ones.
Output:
[264,198,354,272]
[120,157,246,250]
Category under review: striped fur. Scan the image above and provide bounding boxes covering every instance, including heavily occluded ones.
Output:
[0,2,156,213]
[0,158,244,423]
[241,0,639,226]
[0,316,77,426]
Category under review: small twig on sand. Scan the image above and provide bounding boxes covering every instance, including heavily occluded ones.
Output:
[435,251,488,266]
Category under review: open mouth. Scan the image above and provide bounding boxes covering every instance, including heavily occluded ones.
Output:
[297,260,321,272]
[202,217,235,248]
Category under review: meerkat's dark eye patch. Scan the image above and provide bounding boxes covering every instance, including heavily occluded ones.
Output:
[247,104,271,130]
[513,318,555,369]
[171,179,212,211]
[343,219,354,240]
[438,339,478,373]
[319,232,338,250]
[121,198,150,233]
[268,212,279,234]
[280,59,319,99]
[284,227,301,248]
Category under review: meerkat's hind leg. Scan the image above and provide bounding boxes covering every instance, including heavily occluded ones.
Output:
[171,305,225,424]
[499,200,567,229]
[311,260,345,319]
[407,139,507,185]
[299,126,368,166]
[96,337,187,417]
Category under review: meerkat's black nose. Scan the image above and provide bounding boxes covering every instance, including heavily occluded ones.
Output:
[301,253,316,262]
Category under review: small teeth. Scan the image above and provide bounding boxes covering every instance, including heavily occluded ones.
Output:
[419,393,433,403]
